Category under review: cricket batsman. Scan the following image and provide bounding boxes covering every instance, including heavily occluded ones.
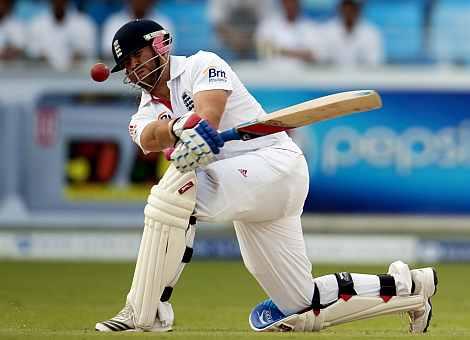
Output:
[95,19,437,333]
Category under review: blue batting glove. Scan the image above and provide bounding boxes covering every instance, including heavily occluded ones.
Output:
[170,117,224,173]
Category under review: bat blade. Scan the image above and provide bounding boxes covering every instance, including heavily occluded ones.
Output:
[220,90,382,142]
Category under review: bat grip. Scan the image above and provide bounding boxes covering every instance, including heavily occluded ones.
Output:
[164,128,240,160]
[219,128,240,142]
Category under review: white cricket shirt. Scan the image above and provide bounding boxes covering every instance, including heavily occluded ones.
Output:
[255,15,326,65]
[321,18,384,67]
[27,10,97,70]
[0,16,25,51]
[129,50,300,158]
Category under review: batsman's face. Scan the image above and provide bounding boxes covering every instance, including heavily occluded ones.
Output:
[124,46,159,86]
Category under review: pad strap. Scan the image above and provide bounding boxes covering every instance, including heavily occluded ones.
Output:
[160,245,194,302]
[334,272,357,301]
[160,220,196,302]
[378,274,397,302]
[311,283,321,315]
[311,282,337,316]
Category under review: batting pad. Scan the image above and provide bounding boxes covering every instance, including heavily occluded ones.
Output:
[127,165,197,330]
[267,295,424,332]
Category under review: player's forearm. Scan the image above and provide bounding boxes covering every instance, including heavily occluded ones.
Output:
[194,90,228,129]
[140,120,177,152]
[196,107,223,129]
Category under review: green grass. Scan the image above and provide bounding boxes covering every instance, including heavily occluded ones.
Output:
[0,261,469,339]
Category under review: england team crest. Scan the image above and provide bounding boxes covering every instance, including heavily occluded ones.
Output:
[182,91,194,111]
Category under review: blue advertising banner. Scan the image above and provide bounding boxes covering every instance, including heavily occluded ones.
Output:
[251,88,470,215]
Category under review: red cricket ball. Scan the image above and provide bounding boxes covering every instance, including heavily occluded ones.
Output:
[90,62,110,82]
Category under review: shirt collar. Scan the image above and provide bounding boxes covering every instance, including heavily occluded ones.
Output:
[169,55,187,80]
[140,55,187,107]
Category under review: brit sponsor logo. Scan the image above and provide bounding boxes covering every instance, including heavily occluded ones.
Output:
[205,66,227,83]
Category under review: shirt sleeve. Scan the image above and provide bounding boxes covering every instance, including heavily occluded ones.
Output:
[129,102,172,154]
[191,52,233,94]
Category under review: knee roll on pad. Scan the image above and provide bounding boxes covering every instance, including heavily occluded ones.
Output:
[127,165,197,329]
[387,260,413,296]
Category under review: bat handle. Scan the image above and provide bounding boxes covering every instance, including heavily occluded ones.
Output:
[219,128,240,142]
[164,129,240,160]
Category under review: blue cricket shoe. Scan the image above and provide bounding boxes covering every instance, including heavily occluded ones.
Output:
[249,299,292,331]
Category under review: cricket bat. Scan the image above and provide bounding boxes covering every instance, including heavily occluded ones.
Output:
[219,90,382,142]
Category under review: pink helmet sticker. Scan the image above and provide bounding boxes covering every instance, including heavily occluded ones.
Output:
[152,32,171,54]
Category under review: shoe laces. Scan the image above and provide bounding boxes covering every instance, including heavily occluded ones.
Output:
[263,299,278,310]
[115,304,132,321]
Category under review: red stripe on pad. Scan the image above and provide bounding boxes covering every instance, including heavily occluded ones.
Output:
[381,295,393,303]
[339,294,353,302]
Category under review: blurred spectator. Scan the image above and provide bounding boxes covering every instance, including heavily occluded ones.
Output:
[255,0,325,65]
[322,0,384,68]
[101,0,173,59]
[0,0,25,61]
[27,0,96,71]
[208,0,277,59]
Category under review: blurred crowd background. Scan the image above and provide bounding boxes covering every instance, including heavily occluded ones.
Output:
[2,0,470,264]
[1,0,470,70]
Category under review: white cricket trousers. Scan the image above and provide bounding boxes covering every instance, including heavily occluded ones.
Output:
[194,146,315,314]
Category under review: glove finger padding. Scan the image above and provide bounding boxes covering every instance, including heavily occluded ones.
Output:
[170,115,224,173]
[127,164,197,330]
[171,135,214,173]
